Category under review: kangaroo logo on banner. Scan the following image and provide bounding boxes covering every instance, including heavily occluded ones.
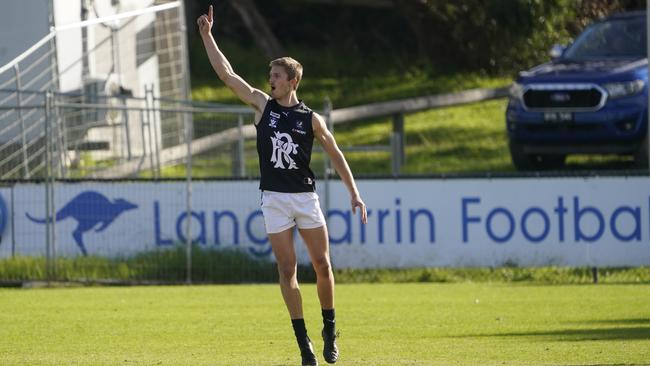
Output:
[26,191,138,256]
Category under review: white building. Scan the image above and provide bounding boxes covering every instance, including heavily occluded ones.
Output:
[0,0,189,176]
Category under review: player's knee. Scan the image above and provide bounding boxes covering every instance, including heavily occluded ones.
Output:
[278,263,297,281]
[312,256,332,277]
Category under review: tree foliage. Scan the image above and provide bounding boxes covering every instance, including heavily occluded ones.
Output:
[187,0,646,76]
[398,0,645,74]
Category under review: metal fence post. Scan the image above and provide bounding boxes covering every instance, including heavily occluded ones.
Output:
[237,114,245,177]
[44,91,50,278]
[145,85,158,178]
[14,65,30,178]
[122,96,133,161]
[151,87,162,177]
[179,0,194,284]
[54,93,67,178]
[323,98,333,218]
[49,93,57,273]
[10,187,16,258]
[44,91,54,281]
[185,109,193,284]
[140,107,152,175]
[391,113,404,176]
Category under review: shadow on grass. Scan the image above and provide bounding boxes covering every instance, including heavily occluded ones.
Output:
[561,364,650,366]
[500,327,650,341]
[572,318,650,326]
[459,319,650,342]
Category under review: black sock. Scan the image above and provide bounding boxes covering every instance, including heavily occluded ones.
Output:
[291,318,309,346]
[322,308,336,335]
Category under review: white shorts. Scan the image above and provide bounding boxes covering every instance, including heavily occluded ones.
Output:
[260,191,326,234]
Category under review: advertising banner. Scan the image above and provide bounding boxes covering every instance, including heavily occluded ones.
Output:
[0,188,10,254]
[2,177,649,268]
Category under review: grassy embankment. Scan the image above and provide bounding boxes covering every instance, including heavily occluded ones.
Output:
[175,41,633,177]
[188,40,515,177]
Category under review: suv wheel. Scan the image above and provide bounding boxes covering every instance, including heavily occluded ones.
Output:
[509,140,566,171]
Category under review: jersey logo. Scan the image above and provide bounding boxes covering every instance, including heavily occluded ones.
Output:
[269,111,280,128]
[292,120,307,135]
[270,131,299,169]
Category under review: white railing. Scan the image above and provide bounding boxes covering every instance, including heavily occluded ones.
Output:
[0,1,188,180]
[0,2,181,75]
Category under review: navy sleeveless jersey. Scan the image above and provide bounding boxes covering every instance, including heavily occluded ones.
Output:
[255,99,316,192]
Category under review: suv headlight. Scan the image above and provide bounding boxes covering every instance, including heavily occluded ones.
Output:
[603,79,645,99]
[509,82,524,102]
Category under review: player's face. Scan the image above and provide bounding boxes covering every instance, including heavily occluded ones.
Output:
[269,66,295,98]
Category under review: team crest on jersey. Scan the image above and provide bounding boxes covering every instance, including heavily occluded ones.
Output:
[292,120,307,135]
[269,111,281,128]
[270,131,298,169]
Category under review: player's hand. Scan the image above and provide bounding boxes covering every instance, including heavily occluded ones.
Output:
[196,5,213,37]
[351,195,367,224]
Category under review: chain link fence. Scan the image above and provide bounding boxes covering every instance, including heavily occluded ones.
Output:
[0,86,305,283]
[0,1,301,284]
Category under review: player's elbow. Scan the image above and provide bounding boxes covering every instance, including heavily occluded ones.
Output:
[216,70,234,84]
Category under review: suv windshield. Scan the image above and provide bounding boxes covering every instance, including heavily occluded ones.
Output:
[563,17,647,60]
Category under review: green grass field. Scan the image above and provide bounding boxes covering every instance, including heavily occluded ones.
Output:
[1,283,648,365]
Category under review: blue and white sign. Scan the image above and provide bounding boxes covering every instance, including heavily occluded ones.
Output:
[24,190,138,256]
[327,177,650,267]
[3,177,650,268]
[0,189,8,244]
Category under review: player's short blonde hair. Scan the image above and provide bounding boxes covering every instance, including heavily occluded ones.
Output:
[269,57,303,90]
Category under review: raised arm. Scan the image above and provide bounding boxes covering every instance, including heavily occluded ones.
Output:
[197,5,269,114]
[312,113,368,224]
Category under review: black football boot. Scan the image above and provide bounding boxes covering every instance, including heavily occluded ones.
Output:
[321,328,339,364]
[299,336,318,366]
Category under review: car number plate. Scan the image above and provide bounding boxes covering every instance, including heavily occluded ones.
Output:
[544,112,573,123]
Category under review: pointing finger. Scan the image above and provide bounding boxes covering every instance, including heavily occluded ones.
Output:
[208,5,213,22]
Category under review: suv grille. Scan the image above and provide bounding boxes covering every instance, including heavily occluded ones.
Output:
[522,84,605,111]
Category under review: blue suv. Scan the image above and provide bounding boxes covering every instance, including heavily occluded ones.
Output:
[506,11,648,170]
